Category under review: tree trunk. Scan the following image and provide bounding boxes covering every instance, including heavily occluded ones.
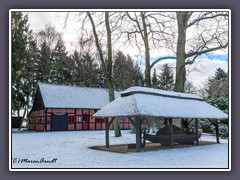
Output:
[107,78,121,137]
[141,12,151,88]
[174,12,191,92]
[88,12,121,137]
[105,12,121,137]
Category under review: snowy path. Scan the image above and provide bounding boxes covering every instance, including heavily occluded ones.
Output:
[11,130,229,169]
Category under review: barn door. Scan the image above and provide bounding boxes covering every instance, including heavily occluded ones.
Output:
[51,113,68,131]
[82,113,89,130]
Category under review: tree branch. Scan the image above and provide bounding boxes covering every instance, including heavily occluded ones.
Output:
[187,13,228,28]
[186,42,228,58]
[184,54,199,66]
[87,12,107,77]
[150,56,176,69]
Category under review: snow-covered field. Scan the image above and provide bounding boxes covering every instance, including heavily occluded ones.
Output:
[11,129,229,169]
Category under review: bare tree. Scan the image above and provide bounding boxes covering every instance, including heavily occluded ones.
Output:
[64,12,123,136]
[144,11,228,92]
[87,12,121,137]
[122,12,175,87]
[174,11,228,92]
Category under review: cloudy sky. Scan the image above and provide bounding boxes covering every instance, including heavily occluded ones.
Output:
[26,11,229,89]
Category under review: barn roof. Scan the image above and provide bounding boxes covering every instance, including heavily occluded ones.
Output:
[93,86,228,119]
[33,82,120,110]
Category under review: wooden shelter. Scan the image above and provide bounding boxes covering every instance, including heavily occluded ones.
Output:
[93,86,228,152]
[27,83,132,131]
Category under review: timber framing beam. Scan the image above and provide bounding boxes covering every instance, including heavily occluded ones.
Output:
[44,108,48,131]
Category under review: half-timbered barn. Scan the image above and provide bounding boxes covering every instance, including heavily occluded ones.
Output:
[27,83,132,131]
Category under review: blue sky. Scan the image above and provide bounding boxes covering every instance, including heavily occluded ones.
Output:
[150,53,228,64]
[199,54,228,62]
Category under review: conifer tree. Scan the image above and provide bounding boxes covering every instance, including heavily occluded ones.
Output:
[151,68,158,88]
[158,63,174,90]
[12,12,32,116]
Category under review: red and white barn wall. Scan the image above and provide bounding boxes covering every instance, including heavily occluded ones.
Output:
[27,108,131,131]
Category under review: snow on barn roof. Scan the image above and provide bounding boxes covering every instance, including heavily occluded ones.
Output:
[93,86,228,119]
[38,82,120,109]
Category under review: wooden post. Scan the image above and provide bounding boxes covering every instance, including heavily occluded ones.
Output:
[185,118,189,133]
[164,118,168,126]
[105,117,109,147]
[195,119,199,146]
[216,119,220,143]
[168,118,174,148]
[135,117,141,152]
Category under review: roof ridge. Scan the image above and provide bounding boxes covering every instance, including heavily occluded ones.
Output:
[38,82,109,91]
[121,90,203,101]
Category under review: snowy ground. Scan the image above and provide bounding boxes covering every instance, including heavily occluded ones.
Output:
[11,129,229,169]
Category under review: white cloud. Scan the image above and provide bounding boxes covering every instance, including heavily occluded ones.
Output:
[27,12,57,31]
[187,59,228,88]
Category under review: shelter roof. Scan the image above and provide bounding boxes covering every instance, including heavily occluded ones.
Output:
[93,86,228,119]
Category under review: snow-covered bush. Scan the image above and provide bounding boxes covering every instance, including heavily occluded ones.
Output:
[199,120,228,138]
[219,123,228,138]
[207,96,229,125]
[199,120,215,134]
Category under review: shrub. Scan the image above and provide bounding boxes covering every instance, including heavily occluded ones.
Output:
[199,120,228,138]
[219,123,228,138]
[199,120,215,134]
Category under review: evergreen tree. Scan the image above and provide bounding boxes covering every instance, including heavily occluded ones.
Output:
[80,52,99,87]
[214,68,228,80]
[11,12,33,116]
[53,38,71,84]
[158,63,174,90]
[132,62,144,87]
[36,25,73,85]
[152,68,158,88]
[72,50,82,85]
[36,41,52,83]
[71,50,100,87]
[206,68,228,98]
[113,51,130,90]
[113,51,144,90]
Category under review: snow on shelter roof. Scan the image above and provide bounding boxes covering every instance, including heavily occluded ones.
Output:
[93,86,228,119]
[38,82,120,109]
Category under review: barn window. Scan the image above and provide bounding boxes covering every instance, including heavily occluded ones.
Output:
[68,116,75,123]
[95,118,105,123]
